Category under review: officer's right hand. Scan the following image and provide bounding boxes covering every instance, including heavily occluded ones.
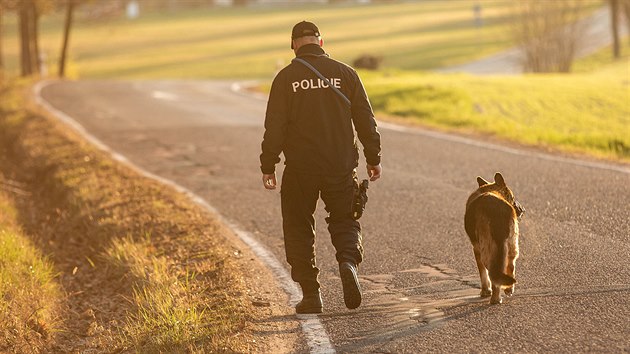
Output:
[367,164,382,182]
[262,173,277,190]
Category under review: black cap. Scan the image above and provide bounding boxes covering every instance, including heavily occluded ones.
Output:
[291,21,320,49]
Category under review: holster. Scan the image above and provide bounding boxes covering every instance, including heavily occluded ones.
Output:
[351,178,369,220]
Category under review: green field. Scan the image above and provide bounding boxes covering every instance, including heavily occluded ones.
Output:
[1,1,518,79]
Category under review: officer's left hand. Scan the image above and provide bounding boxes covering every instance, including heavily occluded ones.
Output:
[262,173,277,190]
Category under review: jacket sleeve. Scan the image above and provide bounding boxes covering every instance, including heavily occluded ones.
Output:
[350,71,381,166]
[260,72,290,174]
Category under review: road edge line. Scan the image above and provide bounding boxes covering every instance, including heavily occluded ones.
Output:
[33,80,336,354]
[376,121,630,175]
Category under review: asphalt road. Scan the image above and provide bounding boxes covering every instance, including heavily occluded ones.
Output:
[41,80,630,353]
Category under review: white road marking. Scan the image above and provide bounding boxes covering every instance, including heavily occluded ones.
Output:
[33,80,336,354]
[151,90,179,101]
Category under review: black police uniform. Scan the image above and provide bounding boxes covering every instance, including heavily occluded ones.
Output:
[260,43,381,292]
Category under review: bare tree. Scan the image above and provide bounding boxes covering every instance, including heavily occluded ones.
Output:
[0,2,4,73]
[17,0,47,76]
[59,0,75,77]
[512,0,587,73]
[610,0,621,58]
[31,0,42,73]
[19,1,33,76]
[0,0,55,77]
[624,0,630,44]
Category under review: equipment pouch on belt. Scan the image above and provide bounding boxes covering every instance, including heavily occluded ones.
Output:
[352,178,369,220]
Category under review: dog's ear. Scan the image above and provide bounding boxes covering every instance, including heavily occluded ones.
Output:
[477,176,490,187]
[494,172,505,186]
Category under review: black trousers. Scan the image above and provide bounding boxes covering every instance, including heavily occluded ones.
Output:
[281,168,363,292]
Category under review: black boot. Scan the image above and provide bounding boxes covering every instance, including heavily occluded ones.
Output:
[295,289,323,314]
[339,262,362,309]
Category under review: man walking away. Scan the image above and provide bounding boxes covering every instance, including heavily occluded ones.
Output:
[260,21,382,314]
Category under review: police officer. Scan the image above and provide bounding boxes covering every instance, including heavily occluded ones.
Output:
[260,21,382,314]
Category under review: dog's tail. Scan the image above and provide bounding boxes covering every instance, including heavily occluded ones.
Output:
[488,242,516,286]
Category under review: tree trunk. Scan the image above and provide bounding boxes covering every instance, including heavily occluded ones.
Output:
[30,1,40,75]
[59,0,75,78]
[19,1,32,76]
[623,0,630,44]
[0,4,4,72]
[610,0,620,58]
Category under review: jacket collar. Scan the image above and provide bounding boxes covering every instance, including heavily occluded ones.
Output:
[296,44,328,58]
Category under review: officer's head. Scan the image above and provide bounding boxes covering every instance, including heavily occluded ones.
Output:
[291,21,323,53]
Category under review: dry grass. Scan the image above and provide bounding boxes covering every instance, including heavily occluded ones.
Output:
[0,80,256,352]
[0,192,60,352]
[106,234,246,351]
[0,80,60,353]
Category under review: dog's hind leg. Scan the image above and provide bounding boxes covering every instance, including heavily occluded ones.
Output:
[504,223,519,297]
[504,250,517,297]
[473,246,491,297]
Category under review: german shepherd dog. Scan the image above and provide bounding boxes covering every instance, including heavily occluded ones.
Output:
[464,172,524,304]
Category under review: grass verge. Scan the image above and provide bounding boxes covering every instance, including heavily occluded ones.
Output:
[364,39,630,161]
[362,65,629,162]
[0,80,256,352]
[0,186,60,352]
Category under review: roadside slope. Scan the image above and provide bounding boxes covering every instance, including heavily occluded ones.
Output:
[0,173,60,352]
[0,81,300,352]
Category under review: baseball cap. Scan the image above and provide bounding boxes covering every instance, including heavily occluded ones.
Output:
[291,21,321,49]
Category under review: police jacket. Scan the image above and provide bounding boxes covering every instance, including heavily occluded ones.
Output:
[260,44,381,176]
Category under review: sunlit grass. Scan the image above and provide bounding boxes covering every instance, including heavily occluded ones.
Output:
[0,80,249,351]
[0,80,60,350]
[106,234,243,351]
[573,39,630,73]
[361,34,630,161]
[255,42,629,161]
[0,198,60,348]
[362,58,629,160]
